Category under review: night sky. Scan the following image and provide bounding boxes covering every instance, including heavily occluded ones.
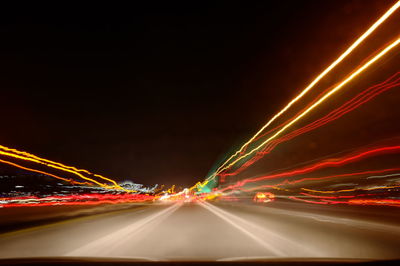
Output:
[0,1,394,187]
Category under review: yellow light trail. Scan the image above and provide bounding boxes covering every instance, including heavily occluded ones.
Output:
[156,185,176,195]
[0,158,89,185]
[190,181,203,191]
[0,150,110,187]
[217,38,400,174]
[210,1,400,180]
[168,185,176,194]
[0,148,137,192]
[0,145,121,188]
[207,36,400,184]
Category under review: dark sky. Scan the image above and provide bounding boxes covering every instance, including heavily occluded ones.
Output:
[0,1,394,187]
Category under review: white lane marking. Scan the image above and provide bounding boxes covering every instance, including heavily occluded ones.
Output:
[65,203,181,256]
[198,201,285,256]
[201,202,322,257]
[262,206,400,235]
[217,256,275,261]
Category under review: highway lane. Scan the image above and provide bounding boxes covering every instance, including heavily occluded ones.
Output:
[0,202,399,261]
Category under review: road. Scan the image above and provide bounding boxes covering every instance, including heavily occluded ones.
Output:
[0,201,399,261]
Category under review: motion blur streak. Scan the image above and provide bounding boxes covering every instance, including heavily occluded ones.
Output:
[210,1,400,180]
[0,194,154,208]
[214,37,400,180]
[66,203,181,257]
[289,196,400,207]
[0,145,113,183]
[348,199,400,206]
[0,158,89,185]
[245,71,400,144]
[0,149,110,188]
[220,145,400,192]
[302,182,400,194]
[0,146,133,192]
[220,73,400,177]
[245,168,400,191]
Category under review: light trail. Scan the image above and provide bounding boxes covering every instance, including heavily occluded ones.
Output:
[289,196,400,207]
[218,145,400,192]
[0,145,142,192]
[251,71,400,144]
[366,172,400,179]
[300,193,360,199]
[241,168,400,192]
[300,192,389,200]
[302,183,400,194]
[347,199,400,206]
[0,158,90,185]
[209,1,400,181]
[0,145,95,175]
[219,73,400,177]
[0,150,116,189]
[209,37,400,185]
[0,193,155,208]
[0,145,123,189]
[288,196,329,205]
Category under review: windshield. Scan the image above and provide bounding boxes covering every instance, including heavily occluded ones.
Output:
[1,0,400,262]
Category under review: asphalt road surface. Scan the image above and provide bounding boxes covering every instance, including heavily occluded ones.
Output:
[0,201,399,261]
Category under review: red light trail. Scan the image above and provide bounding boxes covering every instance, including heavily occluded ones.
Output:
[218,145,400,192]
[240,168,400,192]
[218,72,400,179]
[210,1,400,181]
[289,196,400,207]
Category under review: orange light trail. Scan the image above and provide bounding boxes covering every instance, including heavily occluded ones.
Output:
[347,199,400,207]
[209,1,400,181]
